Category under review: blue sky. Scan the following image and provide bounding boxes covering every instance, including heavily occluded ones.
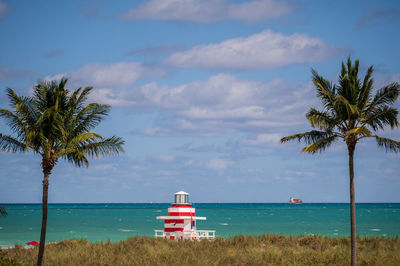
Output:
[0,0,399,203]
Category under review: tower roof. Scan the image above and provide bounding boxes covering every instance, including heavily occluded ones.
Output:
[174,191,189,195]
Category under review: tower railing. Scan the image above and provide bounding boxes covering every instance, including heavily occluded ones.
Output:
[154,230,215,240]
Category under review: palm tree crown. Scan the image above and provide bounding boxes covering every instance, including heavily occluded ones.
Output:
[0,78,124,169]
[281,58,400,153]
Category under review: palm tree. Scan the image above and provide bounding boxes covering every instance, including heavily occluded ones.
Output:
[0,78,124,266]
[281,58,400,266]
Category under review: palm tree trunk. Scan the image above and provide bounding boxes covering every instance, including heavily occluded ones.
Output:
[37,171,50,266]
[348,146,356,266]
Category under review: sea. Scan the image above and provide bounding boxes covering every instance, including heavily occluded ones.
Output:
[1,203,399,248]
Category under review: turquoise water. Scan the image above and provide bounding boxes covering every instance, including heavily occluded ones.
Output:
[1,203,399,248]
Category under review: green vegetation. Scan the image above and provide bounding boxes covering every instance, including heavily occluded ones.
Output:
[281,58,400,265]
[0,78,125,266]
[1,235,399,265]
[0,206,7,217]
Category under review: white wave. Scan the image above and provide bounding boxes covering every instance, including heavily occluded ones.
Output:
[153,210,162,212]
[118,229,136,232]
[0,227,3,230]
[219,223,229,226]
[370,228,381,231]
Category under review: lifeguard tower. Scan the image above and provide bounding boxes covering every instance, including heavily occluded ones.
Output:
[154,191,215,240]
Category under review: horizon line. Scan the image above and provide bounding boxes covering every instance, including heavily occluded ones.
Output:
[2,202,400,204]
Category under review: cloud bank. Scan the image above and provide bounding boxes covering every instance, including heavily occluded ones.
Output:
[45,62,165,88]
[118,0,295,23]
[165,30,347,70]
[86,73,316,136]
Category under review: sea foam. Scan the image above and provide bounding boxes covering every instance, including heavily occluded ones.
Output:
[118,229,136,232]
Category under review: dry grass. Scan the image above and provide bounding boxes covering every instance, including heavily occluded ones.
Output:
[1,235,400,265]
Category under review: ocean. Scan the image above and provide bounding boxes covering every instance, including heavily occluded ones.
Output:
[1,203,399,248]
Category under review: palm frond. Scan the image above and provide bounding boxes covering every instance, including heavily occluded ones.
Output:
[311,69,336,112]
[72,103,110,135]
[59,136,124,167]
[363,106,399,131]
[306,108,336,130]
[281,130,338,145]
[0,109,26,138]
[357,65,374,110]
[6,88,38,127]
[56,132,103,158]
[70,132,103,146]
[75,87,93,109]
[301,135,338,154]
[81,136,125,158]
[368,83,400,111]
[375,136,400,153]
[335,95,360,119]
[345,126,372,140]
[337,58,361,105]
[66,150,90,168]
[65,86,93,120]
[0,133,26,152]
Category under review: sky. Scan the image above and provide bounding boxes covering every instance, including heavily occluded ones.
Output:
[0,0,399,203]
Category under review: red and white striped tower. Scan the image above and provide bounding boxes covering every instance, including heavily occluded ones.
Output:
[155,191,214,240]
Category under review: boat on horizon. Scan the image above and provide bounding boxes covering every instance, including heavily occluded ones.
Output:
[289,197,303,204]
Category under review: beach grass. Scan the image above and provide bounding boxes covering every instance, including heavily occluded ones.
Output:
[1,234,400,265]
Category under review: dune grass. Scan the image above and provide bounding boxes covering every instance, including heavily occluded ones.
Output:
[1,235,400,265]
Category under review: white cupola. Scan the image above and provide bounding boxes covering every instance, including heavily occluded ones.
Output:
[174,191,190,205]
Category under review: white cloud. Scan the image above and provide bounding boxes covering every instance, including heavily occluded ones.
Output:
[93,164,116,171]
[118,0,294,23]
[241,133,282,147]
[206,158,234,170]
[49,62,165,89]
[179,106,266,120]
[165,30,346,70]
[0,1,8,19]
[43,62,165,107]
[154,154,175,163]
